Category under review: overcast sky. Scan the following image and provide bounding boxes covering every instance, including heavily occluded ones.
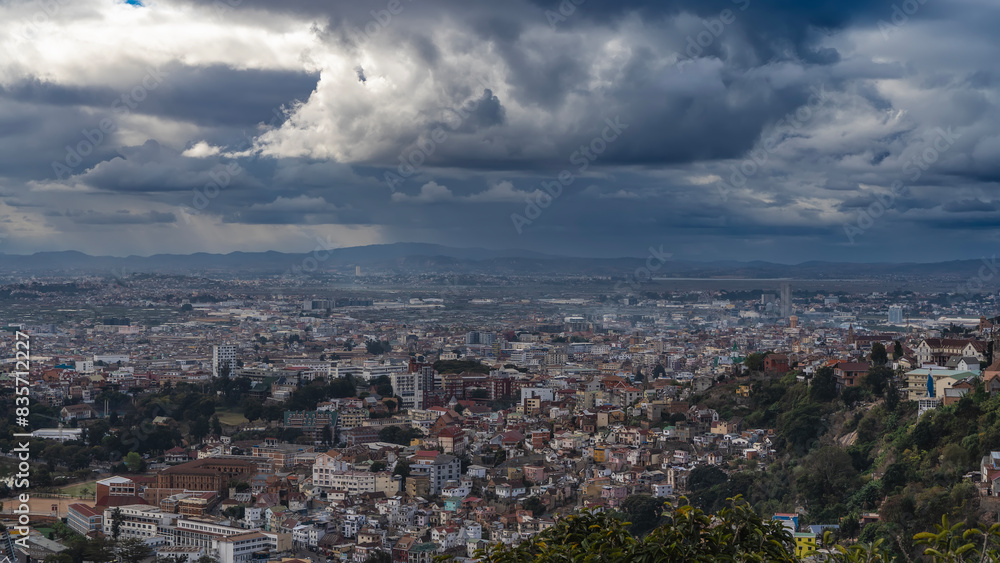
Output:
[1,0,997,262]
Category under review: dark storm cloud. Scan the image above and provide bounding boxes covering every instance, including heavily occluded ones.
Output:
[0,99,127,182]
[6,0,1000,262]
[0,78,119,107]
[138,63,319,128]
[942,199,998,213]
[0,64,317,127]
[187,0,907,175]
[77,140,262,194]
[0,63,317,183]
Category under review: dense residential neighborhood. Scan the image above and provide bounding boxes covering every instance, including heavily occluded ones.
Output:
[3,278,1000,561]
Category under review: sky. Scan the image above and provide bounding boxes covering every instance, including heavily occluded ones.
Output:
[0,0,998,262]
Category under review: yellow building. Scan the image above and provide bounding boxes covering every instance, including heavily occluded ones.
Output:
[794,532,817,558]
[593,447,606,463]
[338,407,369,429]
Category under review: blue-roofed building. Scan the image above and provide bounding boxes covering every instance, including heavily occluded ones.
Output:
[772,513,799,534]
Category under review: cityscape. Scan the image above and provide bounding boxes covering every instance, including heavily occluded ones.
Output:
[2,264,1000,562]
[4,0,1000,562]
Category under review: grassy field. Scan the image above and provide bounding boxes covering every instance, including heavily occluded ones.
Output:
[216,408,249,426]
[59,480,96,498]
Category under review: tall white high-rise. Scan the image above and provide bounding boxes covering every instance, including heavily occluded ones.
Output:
[212,344,237,377]
[888,305,903,324]
[779,283,792,318]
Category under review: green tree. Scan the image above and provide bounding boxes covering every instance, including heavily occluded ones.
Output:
[871,342,888,366]
[744,352,766,372]
[211,415,222,436]
[242,400,263,422]
[190,416,210,442]
[841,386,864,407]
[862,366,893,398]
[619,494,665,536]
[371,375,394,397]
[477,497,796,563]
[366,340,391,355]
[893,340,904,360]
[124,451,143,473]
[810,366,838,402]
[522,496,546,517]
[111,507,123,541]
[118,537,153,563]
[796,447,859,513]
[84,537,118,563]
[393,460,411,478]
[329,376,357,398]
[688,465,728,492]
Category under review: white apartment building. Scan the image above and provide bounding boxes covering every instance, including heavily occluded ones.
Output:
[213,345,237,377]
[310,468,397,495]
[216,531,273,563]
[376,496,416,528]
[292,524,326,548]
[652,483,674,497]
[362,360,406,381]
[173,519,246,552]
[94,354,130,364]
[102,505,179,541]
[410,454,461,495]
[342,510,366,538]
[391,368,434,410]
[172,519,290,563]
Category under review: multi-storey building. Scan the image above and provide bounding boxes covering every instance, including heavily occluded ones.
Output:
[215,531,273,563]
[283,410,337,440]
[393,360,436,410]
[212,345,237,377]
[172,518,291,559]
[441,373,489,400]
[95,475,143,504]
[101,505,179,540]
[251,441,315,469]
[409,451,461,495]
[915,338,987,366]
[311,468,398,495]
[148,458,256,503]
[337,407,369,429]
[67,503,103,536]
[465,331,495,346]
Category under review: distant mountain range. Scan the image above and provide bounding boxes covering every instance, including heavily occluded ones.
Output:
[0,243,992,282]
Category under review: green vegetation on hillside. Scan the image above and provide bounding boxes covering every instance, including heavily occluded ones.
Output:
[688,364,998,560]
[471,497,1000,563]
